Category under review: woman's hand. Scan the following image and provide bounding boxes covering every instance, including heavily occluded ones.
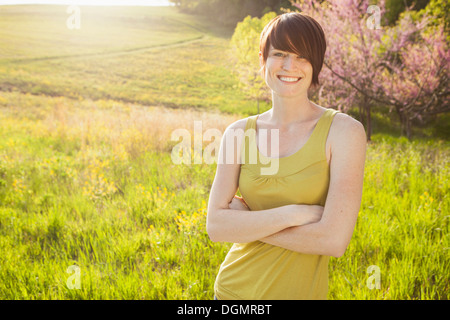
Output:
[228,195,324,226]
[227,199,322,225]
[287,204,324,226]
[302,204,324,224]
[228,195,250,211]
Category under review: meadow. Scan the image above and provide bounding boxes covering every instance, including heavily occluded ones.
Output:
[0,5,448,299]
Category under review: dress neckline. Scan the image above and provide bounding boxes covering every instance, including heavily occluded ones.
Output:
[254,109,330,160]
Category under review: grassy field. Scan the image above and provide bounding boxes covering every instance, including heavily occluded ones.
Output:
[0,5,448,300]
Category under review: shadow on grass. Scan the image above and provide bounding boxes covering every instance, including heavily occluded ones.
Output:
[348,106,450,143]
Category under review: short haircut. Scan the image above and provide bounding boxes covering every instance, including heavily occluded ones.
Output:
[259,12,326,89]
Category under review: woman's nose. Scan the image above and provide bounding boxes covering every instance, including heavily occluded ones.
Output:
[282,55,295,70]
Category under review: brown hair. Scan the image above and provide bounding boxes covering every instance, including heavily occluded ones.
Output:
[259,12,326,89]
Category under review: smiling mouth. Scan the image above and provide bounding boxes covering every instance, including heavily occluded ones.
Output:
[277,75,302,83]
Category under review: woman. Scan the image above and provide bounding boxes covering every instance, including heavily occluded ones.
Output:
[206,12,366,300]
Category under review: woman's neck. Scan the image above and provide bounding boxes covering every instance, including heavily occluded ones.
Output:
[266,93,321,129]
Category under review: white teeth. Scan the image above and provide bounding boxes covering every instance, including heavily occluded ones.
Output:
[279,76,300,82]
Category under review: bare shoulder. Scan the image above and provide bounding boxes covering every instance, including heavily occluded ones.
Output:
[222,116,253,141]
[225,116,250,132]
[330,112,367,145]
[328,112,367,181]
[219,116,255,164]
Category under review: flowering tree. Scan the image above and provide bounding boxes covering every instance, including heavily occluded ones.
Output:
[375,13,449,137]
[291,0,449,140]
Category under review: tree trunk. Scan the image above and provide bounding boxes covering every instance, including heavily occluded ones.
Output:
[358,103,363,124]
[406,116,412,140]
[364,96,372,142]
[395,105,406,136]
[395,107,413,139]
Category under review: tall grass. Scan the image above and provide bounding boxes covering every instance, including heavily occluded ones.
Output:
[0,91,448,299]
[0,92,235,299]
[329,135,449,299]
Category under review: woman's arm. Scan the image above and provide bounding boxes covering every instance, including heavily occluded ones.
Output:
[225,196,324,243]
[206,120,322,243]
[260,115,367,257]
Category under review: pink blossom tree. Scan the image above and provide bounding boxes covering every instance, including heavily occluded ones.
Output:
[374,13,449,138]
[291,0,449,140]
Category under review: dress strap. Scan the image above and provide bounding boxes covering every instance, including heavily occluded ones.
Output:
[313,109,339,147]
[245,115,258,131]
[241,115,259,165]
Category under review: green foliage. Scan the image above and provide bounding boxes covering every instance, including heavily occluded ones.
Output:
[231,12,276,65]
[230,12,276,109]
[404,0,450,37]
[384,0,431,26]
[170,0,294,28]
[387,0,448,40]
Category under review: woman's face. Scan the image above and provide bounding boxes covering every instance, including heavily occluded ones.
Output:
[260,45,313,98]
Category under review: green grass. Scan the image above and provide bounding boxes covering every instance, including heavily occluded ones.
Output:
[330,134,449,299]
[0,6,208,59]
[0,5,448,300]
[0,5,265,116]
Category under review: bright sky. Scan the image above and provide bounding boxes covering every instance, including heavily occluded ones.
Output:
[0,0,174,5]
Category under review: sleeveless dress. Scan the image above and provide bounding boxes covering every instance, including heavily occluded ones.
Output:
[214,108,339,300]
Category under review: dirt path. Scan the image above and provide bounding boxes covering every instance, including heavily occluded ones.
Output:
[6,34,208,64]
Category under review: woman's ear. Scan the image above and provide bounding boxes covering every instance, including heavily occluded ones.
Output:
[259,51,265,78]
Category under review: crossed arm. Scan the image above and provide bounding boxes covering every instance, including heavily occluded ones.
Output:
[206,114,367,258]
